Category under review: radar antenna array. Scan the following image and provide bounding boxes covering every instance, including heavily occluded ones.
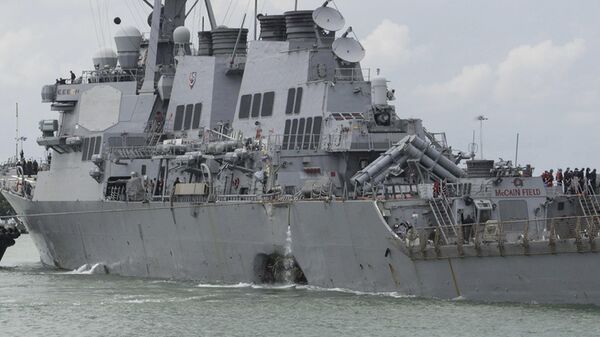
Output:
[313,1,345,32]
[332,27,366,63]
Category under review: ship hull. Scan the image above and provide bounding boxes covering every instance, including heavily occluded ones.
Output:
[5,192,600,305]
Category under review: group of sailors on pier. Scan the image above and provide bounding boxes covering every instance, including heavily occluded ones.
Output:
[542,168,598,194]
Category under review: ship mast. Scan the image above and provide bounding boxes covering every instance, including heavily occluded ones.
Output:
[141,0,215,93]
[15,103,18,161]
[140,0,162,93]
[14,103,26,162]
[204,0,217,29]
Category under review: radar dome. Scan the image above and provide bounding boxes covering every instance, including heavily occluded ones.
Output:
[92,48,118,69]
[114,26,142,69]
[114,26,142,52]
[173,26,191,44]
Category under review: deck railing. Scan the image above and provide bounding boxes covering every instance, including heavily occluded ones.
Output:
[81,69,142,84]
[395,215,599,250]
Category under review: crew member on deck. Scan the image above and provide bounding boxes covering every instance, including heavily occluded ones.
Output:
[556,169,563,187]
[154,111,164,132]
[461,212,475,244]
[564,168,572,194]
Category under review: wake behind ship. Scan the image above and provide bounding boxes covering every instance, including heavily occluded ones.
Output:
[3,0,600,305]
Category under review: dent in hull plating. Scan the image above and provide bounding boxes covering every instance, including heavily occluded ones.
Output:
[6,192,600,305]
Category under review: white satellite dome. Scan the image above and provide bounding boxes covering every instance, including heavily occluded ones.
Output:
[93,48,117,58]
[173,26,191,44]
[114,26,142,69]
[114,26,143,53]
[115,25,142,38]
[92,48,118,69]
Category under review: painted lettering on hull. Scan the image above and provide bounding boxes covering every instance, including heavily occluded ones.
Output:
[494,188,542,197]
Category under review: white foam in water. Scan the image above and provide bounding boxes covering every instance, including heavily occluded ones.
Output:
[67,263,107,275]
[297,285,415,299]
[75,264,91,273]
[196,282,254,289]
[195,282,412,298]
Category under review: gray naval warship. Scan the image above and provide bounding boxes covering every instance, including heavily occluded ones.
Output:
[2,0,600,305]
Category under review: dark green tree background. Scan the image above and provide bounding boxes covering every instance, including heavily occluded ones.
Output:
[0,194,15,216]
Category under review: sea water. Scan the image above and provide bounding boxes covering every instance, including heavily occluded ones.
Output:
[1,236,599,337]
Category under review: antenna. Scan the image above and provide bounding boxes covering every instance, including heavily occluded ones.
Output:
[15,103,18,161]
[515,133,520,167]
[295,0,298,11]
[476,115,488,159]
[332,27,366,63]
[313,1,345,32]
[254,0,258,40]
[468,130,478,159]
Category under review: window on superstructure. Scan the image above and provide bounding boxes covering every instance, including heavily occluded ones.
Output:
[174,105,185,131]
[93,136,102,156]
[88,137,96,161]
[81,137,90,161]
[296,118,305,151]
[282,119,291,150]
[289,119,298,150]
[251,93,262,118]
[184,104,194,130]
[312,116,323,150]
[294,87,303,114]
[239,95,252,119]
[192,103,202,129]
[261,92,275,117]
[285,88,295,115]
[303,117,313,150]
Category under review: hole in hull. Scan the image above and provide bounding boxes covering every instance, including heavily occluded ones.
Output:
[253,253,307,285]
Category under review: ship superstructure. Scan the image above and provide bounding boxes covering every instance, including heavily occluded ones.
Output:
[2,0,600,305]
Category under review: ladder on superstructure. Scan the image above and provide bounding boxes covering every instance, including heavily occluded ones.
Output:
[576,181,600,238]
[429,193,459,244]
[146,126,164,146]
[406,158,461,244]
[146,117,171,147]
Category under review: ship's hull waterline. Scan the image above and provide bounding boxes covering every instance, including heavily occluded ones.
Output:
[5,191,600,305]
